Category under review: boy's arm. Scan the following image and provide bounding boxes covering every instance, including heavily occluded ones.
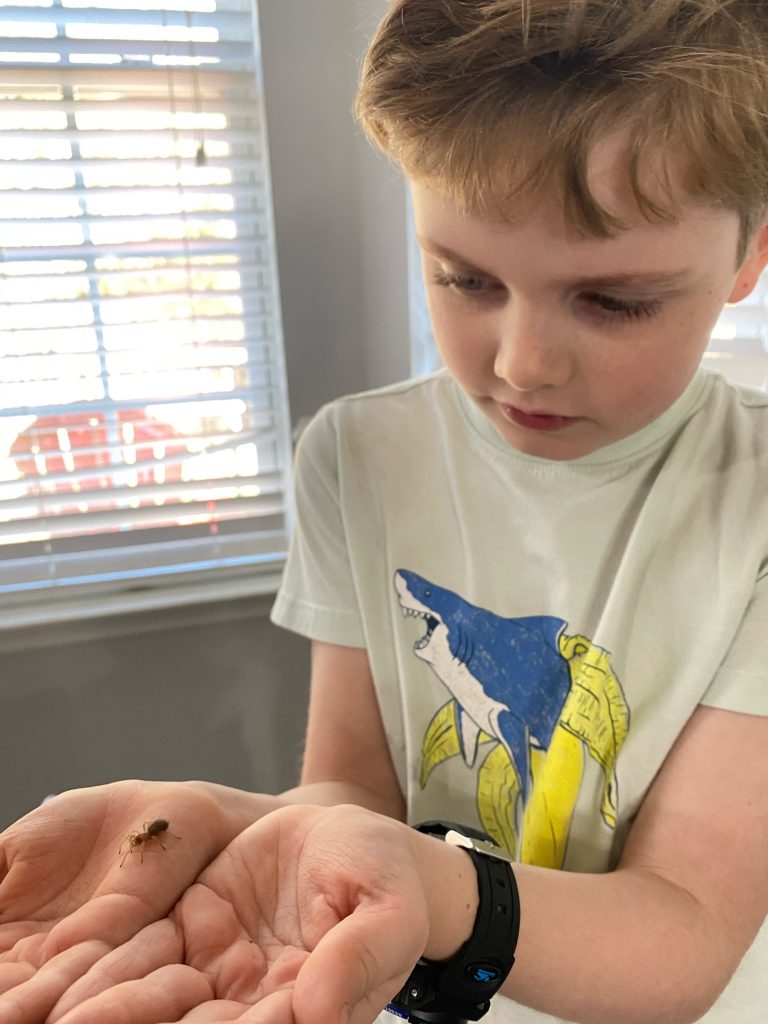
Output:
[283,642,766,1023]
[424,704,767,1024]
[191,640,406,826]
[287,640,406,818]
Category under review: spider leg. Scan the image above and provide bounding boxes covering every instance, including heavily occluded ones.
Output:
[119,832,137,856]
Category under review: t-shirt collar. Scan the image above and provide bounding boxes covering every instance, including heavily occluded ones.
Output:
[450,367,712,469]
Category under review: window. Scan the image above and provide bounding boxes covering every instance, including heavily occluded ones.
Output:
[706,273,768,390]
[0,0,293,627]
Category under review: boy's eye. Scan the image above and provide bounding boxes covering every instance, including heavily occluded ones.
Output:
[432,271,664,322]
[432,270,493,294]
[585,293,663,321]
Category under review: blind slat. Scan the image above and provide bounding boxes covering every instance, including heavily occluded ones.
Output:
[0,5,253,30]
[0,387,278,419]
[0,460,282,503]
[0,238,268,260]
[0,492,285,542]
[0,211,264,233]
[0,186,264,202]
[2,425,279,463]
[0,281,268,310]
[1,44,255,69]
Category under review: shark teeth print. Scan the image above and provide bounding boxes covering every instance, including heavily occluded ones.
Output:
[401,605,438,649]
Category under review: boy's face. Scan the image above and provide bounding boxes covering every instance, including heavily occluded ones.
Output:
[412,162,768,461]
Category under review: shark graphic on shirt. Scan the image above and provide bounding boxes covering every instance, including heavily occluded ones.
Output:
[395,569,630,868]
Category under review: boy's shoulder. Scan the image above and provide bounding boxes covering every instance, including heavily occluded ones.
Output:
[721,376,768,410]
[305,370,457,437]
[706,370,768,433]
[293,371,458,468]
[332,369,453,409]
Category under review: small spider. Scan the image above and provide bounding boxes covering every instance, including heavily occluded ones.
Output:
[119,818,180,867]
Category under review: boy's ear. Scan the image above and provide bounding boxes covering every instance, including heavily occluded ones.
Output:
[727,222,768,303]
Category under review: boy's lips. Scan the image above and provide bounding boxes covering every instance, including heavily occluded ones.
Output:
[500,403,581,432]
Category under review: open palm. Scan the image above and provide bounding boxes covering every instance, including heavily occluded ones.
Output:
[21,804,430,1024]
[0,780,275,1022]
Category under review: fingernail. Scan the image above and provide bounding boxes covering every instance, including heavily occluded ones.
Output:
[341,1003,352,1024]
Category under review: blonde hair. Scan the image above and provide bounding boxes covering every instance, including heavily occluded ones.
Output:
[355,0,768,264]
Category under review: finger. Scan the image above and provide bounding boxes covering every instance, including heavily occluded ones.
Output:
[0,861,49,923]
[0,932,48,976]
[0,923,51,958]
[54,964,213,1024]
[172,884,270,1002]
[0,966,34,997]
[229,989,295,1024]
[49,919,183,1023]
[0,941,110,1024]
[42,889,175,961]
[293,904,427,1024]
[175,1001,250,1023]
[0,934,48,998]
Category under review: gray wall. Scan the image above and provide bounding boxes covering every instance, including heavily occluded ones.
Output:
[0,599,309,829]
[0,0,408,830]
[259,0,410,422]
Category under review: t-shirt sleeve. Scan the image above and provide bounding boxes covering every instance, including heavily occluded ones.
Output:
[700,571,768,715]
[270,403,366,648]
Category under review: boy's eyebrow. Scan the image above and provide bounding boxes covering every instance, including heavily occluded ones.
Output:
[419,238,692,290]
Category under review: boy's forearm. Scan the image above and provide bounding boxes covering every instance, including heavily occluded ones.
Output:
[186,778,401,835]
[507,862,723,1024]
[280,779,405,817]
[417,843,723,1024]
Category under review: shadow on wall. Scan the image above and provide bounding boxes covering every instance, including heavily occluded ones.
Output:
[0,598,310,829]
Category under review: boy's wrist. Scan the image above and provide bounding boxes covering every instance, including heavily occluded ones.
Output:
[408,827,480,961]
[185,780,283,835]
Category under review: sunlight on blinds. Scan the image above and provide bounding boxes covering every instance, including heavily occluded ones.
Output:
[0,0,293,626]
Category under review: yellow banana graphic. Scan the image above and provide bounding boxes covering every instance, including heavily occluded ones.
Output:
[421,700,494,788]
[477,743,520,854]
[521,732,584,868]
[557,634,629,828]
[420,700,462,788]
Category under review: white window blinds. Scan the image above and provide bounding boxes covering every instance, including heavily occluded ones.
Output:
[0,0,293,627]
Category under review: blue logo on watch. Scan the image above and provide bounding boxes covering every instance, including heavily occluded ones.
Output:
[469,964,501,984]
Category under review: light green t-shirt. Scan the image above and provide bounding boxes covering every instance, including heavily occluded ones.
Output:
[271,367,767,1023]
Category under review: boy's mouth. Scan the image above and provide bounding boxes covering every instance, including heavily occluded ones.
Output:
[501,404,581,433]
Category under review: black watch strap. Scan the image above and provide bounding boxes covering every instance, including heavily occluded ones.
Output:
[386,820,520,1023]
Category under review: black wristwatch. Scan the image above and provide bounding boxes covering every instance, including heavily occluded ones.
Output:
[386,821,521,1024]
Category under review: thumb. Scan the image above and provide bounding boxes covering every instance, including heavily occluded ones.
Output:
[293,899,428,1024]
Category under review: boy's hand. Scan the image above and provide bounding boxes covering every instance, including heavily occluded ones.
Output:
[4,804,469,1024]
[0,780,281,1020]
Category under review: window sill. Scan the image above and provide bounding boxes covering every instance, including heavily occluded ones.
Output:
[0,575,282,653]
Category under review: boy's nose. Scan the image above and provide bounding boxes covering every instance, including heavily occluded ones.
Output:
[493,305,573,392]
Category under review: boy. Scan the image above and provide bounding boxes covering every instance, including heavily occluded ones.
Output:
[0,2,766,1023]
